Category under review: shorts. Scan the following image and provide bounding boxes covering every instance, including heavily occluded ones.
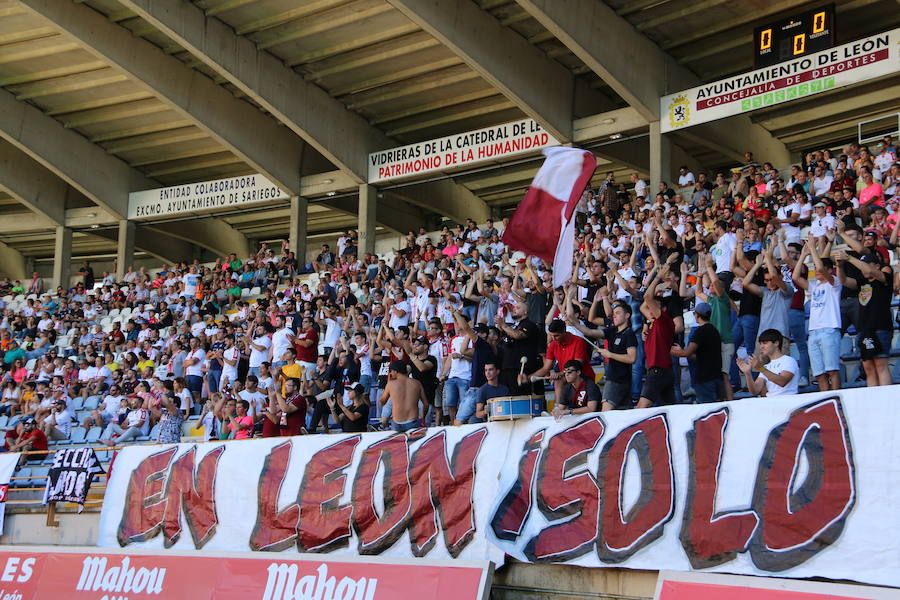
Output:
[443,377,469,408]
[693,378,724,404]
[808,328,841,376]
[185,375,203,395]
[391,419,420,433]
[859,330,892,361]
[640,366,675,407]
[720,343,735,376]
[602,379,630,409]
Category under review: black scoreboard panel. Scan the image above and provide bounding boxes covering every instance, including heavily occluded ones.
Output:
[754,5,835,68]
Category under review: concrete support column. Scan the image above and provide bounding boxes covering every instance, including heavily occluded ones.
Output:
[289,195,309,267]
[52,225,72,290]
[649,120,672,195]
[116,219,135,282]
[0,241,27,281]
[358,184,376,255]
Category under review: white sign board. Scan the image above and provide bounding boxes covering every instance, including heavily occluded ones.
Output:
[368,118,558,183]
[128,173,290,220]
[660,28,899,132]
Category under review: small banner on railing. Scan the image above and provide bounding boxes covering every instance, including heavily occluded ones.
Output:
[43,448,105,513]
[0,453,18,535]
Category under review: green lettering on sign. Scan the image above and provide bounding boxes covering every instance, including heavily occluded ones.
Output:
[786,87,797,99]
[799,83,810,96]
[742,99,751,111]
[775,90,785,102]
[810,80,822,92]
[823,77,835,89]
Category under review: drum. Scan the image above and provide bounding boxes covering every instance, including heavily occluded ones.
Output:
[488,395,546,421]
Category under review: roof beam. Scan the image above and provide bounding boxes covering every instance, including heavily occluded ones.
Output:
[20,0,304,194]
[0,138,70,224]
[115,0,393,183]
[392,179,490,224]
[146,218,250,258]
[385,0,590,142]
[319,195,430,236]
[0,86,150,218]
[515,0,789,165]
[87,227,195,265]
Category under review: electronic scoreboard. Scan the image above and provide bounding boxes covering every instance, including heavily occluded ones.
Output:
[753,4,835,68]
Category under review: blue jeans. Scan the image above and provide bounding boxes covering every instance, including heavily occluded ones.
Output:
[207,370,222,395]
[443,377,469,408]
[694,379,724,403]
[455,387,482,424]
[631,329,645,400]
[730,314,760,386]
[789,308,810,382]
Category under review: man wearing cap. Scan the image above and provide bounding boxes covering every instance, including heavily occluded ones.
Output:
[380,361,428,432]
[810,202,836,242]
[672,302,723,403]
[8,417,47,460]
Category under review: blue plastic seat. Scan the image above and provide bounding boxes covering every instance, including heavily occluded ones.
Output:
[13,468,31,487]
[70,397,85,411]
[69,427,87,444]
[83,397,100,411]
[85,427,102,444]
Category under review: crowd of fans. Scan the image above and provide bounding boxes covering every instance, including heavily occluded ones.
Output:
[0,136,898,452]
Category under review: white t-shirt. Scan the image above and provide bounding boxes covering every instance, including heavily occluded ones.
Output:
[808,278,842,331]
[220,346,241,383]
[634,179,647,198]
[271,327,294,362]
[249,335,271,368]
[447,335,472,380]
[256,375,275,392]
[239,389,267,415]
[761,354,800,396]
[176,389,192,412]
[389,299,411,328]
[182,273,200,297]
[101,394,125,417]
[777,203,801,242]
[810,214,836,238]
[615,267,636,300]
[712,232,736,273]
[678,172,696,186]
[185,348,206,377]
[812,175,833,197]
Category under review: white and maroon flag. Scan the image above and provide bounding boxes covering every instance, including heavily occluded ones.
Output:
[502,146,596,288]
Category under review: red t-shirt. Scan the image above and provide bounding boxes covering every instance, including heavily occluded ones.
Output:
[645,310,675,370]
[546,334,594,379]
[20,429,48,453]
[281,395,308,436]
[294,329,319,363]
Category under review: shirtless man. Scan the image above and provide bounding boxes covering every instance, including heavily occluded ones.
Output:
[379,360,427,432]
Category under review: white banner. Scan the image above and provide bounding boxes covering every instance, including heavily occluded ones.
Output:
[128,173,290,220]
[99,387,900,588]
[0,453,18,535]
[368,119,558,183]
[660,28,899,132]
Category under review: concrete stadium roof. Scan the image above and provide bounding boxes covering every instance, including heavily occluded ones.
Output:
[0,0,897,262]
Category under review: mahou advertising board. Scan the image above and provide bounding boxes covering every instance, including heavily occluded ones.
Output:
[0,547,492,600]
[99,388,900,588]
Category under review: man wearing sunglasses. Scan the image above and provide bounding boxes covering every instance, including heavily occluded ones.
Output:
[553,359,600,418]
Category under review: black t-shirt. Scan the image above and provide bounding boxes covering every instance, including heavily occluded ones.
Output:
[501,319,541,372]
[841,252,863,299]
[857,272,893,331]
[739,270,764,317]
[410,355,437,402]
[559,379,601,410]
[471,337,499,388]
[340,403,369,433]
[603,325,637,383]
[690,323,722,383]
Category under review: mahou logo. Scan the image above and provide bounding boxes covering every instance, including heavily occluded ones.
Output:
[262,563,377,600]
[76,556,166,596]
